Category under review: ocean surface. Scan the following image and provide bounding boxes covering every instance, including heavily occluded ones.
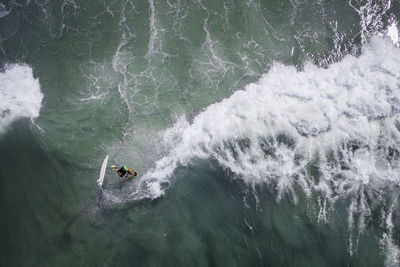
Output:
[1,0,400,266]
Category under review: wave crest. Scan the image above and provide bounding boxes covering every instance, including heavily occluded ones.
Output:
[0,64,43,133]
[141,37,400,200]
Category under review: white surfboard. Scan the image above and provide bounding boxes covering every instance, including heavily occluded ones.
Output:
[97,154,109,187]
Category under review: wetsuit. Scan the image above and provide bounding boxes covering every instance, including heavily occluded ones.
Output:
[117,166,128,177]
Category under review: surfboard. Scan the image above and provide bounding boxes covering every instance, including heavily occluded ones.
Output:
[97,154,109,187]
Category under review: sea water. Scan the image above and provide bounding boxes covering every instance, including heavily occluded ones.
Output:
[0,0,400,266]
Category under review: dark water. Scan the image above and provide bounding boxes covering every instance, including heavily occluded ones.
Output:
[1,0,400,266]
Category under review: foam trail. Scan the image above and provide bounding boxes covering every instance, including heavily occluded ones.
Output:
[0,65,43,133]
[141,37,400,200]
[380,192,400,267]
[0,3,10,18]
[388,21,399,46]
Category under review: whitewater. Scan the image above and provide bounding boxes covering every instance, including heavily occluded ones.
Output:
[143,37,400,200]
[0,65,43,133]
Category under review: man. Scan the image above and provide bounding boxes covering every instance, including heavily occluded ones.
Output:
[112,165,137,181]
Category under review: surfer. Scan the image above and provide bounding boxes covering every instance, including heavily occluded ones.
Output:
[111,165,137,181]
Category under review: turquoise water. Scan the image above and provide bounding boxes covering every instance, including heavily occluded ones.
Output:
[1,0,400,266]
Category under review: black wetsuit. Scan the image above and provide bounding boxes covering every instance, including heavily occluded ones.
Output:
[118,166,127,177]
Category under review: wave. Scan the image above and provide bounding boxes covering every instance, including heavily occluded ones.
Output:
[141,37,400,200]
[0,64,43,133]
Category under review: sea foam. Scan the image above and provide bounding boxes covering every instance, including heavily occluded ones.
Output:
[142,37,400,200]
[0,3,10,18]
[0,65,43,133]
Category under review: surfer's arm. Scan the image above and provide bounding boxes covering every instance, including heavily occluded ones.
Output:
[125,169,136,180]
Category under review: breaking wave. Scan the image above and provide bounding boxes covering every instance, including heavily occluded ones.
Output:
[142,37,400,201]
[0,64,43,133]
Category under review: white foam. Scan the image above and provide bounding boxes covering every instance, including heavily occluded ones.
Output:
[0,3,10,18]
[388,21,399,46]
[142,37,400,200]
[0,65,43,132]
[380,193,400,267]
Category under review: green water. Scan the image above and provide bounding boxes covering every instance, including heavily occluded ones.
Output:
[1,0,400,266]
